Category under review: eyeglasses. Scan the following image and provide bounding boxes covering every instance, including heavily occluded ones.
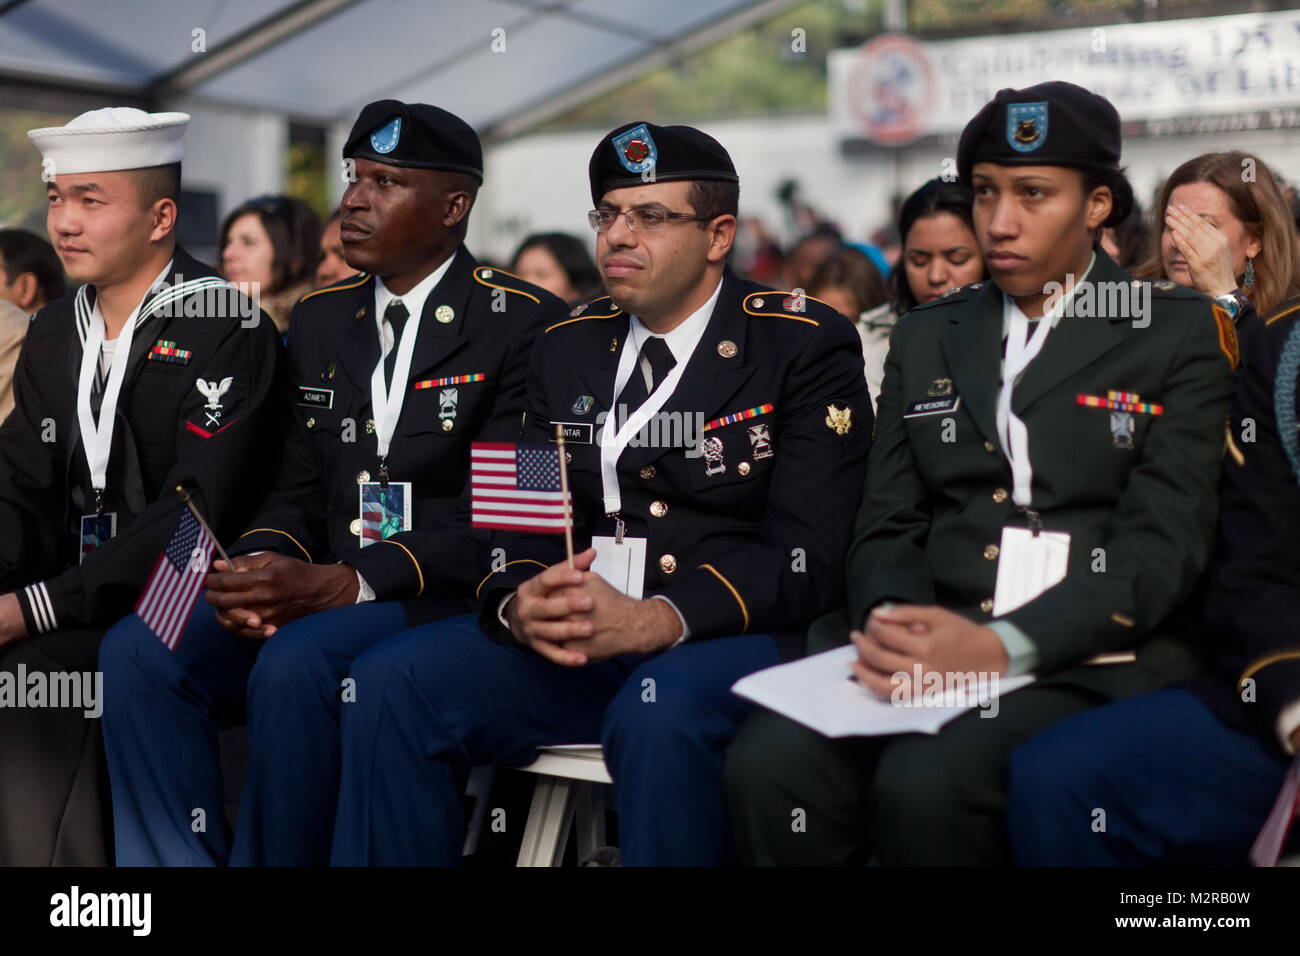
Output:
[587,204,716,233]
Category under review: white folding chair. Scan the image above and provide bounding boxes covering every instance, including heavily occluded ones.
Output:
[513,745,613,867]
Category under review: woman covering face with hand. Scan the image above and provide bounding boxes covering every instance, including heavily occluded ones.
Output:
[1138,151,1300,328]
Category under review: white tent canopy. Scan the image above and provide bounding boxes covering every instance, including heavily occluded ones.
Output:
[0,0,792,137]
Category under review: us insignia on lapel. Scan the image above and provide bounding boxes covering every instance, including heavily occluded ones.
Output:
[571,394,595,415]
[825,403,853,435]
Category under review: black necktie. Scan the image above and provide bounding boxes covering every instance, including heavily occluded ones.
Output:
[383,299,409,390]
[616,335,677,413]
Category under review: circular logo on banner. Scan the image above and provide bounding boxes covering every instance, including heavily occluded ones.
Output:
[847,34,936,146]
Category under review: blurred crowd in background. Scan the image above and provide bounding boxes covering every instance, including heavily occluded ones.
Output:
[5,149,1300,420]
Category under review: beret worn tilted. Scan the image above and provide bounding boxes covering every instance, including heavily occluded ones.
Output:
[956,81,1122,186]
[589,121,738,205]
[344,99,483,181]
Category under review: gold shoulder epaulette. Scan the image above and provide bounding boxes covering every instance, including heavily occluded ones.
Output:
[742,291,821,326]
[297,273,370,303]
[474,266,540,304]
[1265,300,1300,326]
[546,296,622,333]
[1238,649,1300,691]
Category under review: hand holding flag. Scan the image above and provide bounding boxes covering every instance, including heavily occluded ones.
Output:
[135,486,228,651]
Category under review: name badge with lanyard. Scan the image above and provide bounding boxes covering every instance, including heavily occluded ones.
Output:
[593,327,694,599]
[75,290,153,562]
[991,298,1070,615]
[358,303,416,546]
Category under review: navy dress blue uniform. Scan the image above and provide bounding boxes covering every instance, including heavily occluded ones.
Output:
[233,249,554,593]
[0,247,283,865]
[1008,298,1300,865]
[99,101,564,866]
[328,251,872,864]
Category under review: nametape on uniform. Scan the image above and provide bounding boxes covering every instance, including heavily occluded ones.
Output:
[904,395,961,418]
[550,421,594,444]
[414,373,485,390]
[297,385,334,409]
[147,339,191,365]
[702,403,775,432]
[1076,391,1164,415]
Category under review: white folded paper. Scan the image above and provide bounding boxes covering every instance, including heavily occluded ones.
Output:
[731,645,1036,738]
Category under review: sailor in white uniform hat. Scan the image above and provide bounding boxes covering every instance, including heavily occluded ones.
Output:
[0,107,285,866]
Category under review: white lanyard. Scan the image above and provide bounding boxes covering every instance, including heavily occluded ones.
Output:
[599,326,690,515]
[994,303,1054,509]
[75,292,151,506]
[369,301,422,464]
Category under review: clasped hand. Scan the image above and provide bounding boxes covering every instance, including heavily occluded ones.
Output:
[205,552,359,638]
[505,548,682,666]
[848,604,1010,699]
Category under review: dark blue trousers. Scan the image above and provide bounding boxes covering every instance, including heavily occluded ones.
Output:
[100,595,412,866]
[1008,688,1299,865]
[330,613,781,866]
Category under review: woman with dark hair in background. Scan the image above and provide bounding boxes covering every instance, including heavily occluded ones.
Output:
[850,178,988,408]
[1136,151,1300,330]
[510,232,602,306]
[887,178,988,315]
[219,194,322,334]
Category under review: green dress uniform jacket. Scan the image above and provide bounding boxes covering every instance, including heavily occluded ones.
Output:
[723,247,1240,867]
[810,246,1237,694]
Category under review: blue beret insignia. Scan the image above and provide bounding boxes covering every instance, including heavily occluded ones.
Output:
[612,122,657,174]
[370,116,401,154]
[1007,102,1047,153]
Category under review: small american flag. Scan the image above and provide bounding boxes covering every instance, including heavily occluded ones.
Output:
[1249,754,1300,866]
[135,508,215,651]
[471,442,572,533]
